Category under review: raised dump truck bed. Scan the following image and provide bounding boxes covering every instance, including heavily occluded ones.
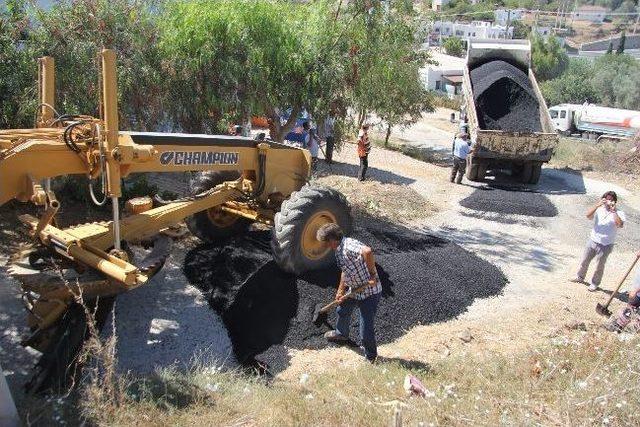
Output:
[462,39,558,184]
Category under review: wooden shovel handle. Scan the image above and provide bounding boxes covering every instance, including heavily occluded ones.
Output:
[603,255,640,309]
[318,284,369,313]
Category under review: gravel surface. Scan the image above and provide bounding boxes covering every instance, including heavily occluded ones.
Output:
[470,60,542,132]
[183,224,508,373]
[460,187,558,217]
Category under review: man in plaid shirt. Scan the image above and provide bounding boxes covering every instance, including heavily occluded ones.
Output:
[317,223,382,362]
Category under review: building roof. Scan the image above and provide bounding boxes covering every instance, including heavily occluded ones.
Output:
[428,50,466,70]
[443,75,463,84]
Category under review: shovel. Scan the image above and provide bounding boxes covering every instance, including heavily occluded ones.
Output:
[312,283,369,327]
[596,255,640,317]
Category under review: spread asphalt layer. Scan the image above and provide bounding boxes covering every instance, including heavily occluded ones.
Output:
[183,226,508,373]
[460,187,559,217]
[470,60,542,133]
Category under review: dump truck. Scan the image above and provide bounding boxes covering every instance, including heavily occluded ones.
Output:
[0,51,352,393]
[461,39,558,184]
[549,103,640,141]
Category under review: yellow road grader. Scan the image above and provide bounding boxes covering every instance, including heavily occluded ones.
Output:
[0,50,351,392]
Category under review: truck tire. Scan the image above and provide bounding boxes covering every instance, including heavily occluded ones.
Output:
[520,161,533,184]
[186,171,250,243]
[476,162,488,181]
[529,162,542,184]
[466,162,479,181]
[271,185,352,275]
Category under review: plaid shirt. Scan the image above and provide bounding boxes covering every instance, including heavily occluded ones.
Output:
[335,237,382,300]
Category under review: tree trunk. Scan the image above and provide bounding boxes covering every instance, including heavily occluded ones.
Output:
[265,103,301,143]
[385,123,392,146]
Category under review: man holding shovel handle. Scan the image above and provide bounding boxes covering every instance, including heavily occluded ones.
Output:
[316,223,382,362]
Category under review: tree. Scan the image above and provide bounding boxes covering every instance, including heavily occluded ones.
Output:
[512,20,530,39]
[340,0,434,141]
[0,0,36,128]
[591,53,640,109]
[442,36,465,57]
[541,58,599,106]
[31,0,164,130]
[616,31,626,54]
[531,35,569,81]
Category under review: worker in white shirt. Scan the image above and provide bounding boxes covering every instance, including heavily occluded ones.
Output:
[303,121,319,170]
[570,191,626,291]
[450,132,472,184]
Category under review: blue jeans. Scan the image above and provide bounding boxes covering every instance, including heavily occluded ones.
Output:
[335,293,381,360]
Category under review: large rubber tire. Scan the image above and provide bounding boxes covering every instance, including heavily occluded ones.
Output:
[520,161,533,184]
[476,162,488,181]
[529,162,542,184]
[466,161,479,181]
[271,185,352,275]
[27,296,115,394]
[186,171,250,243]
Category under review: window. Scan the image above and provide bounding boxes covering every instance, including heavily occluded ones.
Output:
[550,110,558,118]
[473,32,476,36]
[560,110,567,119]
[435,80,441,90]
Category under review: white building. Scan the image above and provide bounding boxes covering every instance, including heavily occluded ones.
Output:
[432,0,451,12]
[572,6,607,23]
[420,50,466,98]
[494,9,524,26]
[431,21,513,44]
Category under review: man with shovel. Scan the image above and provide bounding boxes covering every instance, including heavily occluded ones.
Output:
[316,223,382,362]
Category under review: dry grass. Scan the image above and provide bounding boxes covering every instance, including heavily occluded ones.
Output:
[314,174,437,224]
[74,329,640,426]
[549,137,640,191]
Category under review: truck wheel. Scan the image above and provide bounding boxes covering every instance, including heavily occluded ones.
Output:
[271,185,352,275]
[476,162,488,181]
[520,162,533,184]
[529,162,542,184]
[186,171,250,243]
[466,163,479,181]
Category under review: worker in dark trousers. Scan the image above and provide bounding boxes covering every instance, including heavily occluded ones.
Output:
[323,116,336,164]
[450,132,471,184]
[357,124,371,181]
[317,223,381,362]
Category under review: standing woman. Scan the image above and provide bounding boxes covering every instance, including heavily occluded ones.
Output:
[357,124,371,181]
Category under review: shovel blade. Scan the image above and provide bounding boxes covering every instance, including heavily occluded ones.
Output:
[596,303,611,317]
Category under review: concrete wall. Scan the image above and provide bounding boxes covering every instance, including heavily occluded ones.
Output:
[580,34,640,52]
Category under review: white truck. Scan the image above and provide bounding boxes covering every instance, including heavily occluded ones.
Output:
[549,103,640,141]
[461,39,558,184]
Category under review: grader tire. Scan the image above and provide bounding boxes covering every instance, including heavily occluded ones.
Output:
[271,185,352,275]
[186,171,250,243]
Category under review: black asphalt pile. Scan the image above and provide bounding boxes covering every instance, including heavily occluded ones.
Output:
[460,187,558,217]
[470,60,542,132]
[183,227,507,372]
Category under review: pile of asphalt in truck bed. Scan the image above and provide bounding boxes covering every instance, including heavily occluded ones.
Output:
[470,60,542,133]
[460,187,558,217]
[183,225,507,372]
